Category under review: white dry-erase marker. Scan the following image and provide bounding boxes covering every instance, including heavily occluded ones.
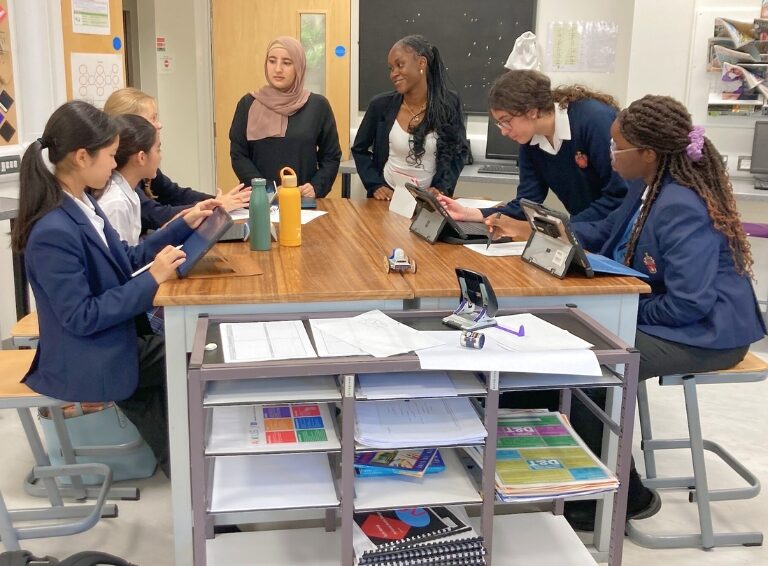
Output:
[131,244,183,278]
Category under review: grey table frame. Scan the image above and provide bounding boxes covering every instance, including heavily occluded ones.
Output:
[185,306,639,566]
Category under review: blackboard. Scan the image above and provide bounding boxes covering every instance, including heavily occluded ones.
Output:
[359,0,537,114]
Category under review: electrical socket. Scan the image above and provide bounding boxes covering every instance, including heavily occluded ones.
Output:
[737,156,752,171]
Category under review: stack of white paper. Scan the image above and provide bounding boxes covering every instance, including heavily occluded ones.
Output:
[355,397,487,448]
[311,310,445,358]
[309,318,367,357]
[357,371,457,399]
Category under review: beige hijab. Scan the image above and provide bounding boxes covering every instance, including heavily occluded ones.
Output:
[246,36,310,141]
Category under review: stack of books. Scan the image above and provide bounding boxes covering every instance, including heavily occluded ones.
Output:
[354,449,446,478]
[466,410,618,502]
[352,506,485,565]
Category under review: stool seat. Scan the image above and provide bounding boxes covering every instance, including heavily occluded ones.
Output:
[0,351,115,552]
[627,352,766,550]
[11,312,39,339]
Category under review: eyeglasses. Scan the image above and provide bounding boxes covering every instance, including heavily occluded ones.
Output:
[610,139,641,159]
[493,116,515,131]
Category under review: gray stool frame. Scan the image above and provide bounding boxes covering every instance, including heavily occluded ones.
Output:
[0,398,117,551]
[626,369,765,549]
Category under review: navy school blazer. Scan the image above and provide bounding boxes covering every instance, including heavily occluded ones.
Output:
[572,178,766,349]
[22,194,193,402]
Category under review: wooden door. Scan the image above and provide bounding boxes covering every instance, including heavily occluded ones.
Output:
[211,0,350,196]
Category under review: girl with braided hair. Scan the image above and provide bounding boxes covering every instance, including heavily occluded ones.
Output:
[437,69,628,240]
[563,94,766,531]
[352,34,468,199]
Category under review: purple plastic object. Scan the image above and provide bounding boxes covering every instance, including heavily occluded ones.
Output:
[742,222,768,239]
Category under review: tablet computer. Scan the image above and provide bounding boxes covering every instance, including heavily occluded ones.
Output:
[176,206,234,278]
[404,182,489,244]
[519,199,648,279]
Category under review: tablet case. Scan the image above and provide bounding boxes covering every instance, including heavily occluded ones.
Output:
[404,183,488,245]
[176,207,234,278]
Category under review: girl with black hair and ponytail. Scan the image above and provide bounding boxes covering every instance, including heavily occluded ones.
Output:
[352,34,468,199]
[11,100,220,477]
[563,95,766,530]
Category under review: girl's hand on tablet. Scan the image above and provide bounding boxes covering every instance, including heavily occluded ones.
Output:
[149,245,187,284]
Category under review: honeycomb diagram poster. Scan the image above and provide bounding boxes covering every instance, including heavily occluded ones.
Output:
[71,51,124,108]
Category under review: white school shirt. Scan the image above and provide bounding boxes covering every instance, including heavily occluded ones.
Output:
[383,120,438,189]
[98,171,142,245]
[529,104,572,155]
[63,191,108,247]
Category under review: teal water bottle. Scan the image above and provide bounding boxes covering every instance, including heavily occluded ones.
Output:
[249,177,271,251]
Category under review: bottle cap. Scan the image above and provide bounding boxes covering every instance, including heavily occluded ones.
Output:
[250,177,266,188]
[279,167,297,188]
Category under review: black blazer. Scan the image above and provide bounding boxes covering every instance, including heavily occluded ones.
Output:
[351,91,466,197]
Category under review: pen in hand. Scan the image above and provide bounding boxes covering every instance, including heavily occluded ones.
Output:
[131,244,183,278]
[486,211,502,250]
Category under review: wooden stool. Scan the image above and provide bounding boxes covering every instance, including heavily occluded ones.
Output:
[0,350,116,551]
[11,312,38,349]
[626,352,767,549]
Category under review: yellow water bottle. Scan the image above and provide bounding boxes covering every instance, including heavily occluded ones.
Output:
[278,166,301,247]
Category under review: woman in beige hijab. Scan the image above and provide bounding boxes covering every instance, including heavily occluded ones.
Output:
[229,36,341,197]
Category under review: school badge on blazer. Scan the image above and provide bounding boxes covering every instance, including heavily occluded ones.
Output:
[574,151,588,169]
[643,251,657,274]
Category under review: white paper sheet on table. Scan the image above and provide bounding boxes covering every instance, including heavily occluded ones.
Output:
[454,198,502,209]
[357,371,457,399]
[309,318,367,357]
[389,184,417,218]
[464,241,527,257]
[415,331,601,376]
[270,209,327,224]
[487,313,594,352]
[219,320,317,363]
[312,310,446,358]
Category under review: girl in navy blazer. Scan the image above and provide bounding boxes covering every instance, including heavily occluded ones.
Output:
[11,100,220,477]
[564,95,766,530]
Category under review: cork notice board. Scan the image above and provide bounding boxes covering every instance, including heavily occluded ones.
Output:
[61,0,125,106]
[0,3,19,146]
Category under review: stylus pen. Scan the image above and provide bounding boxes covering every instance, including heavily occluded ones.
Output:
[486,211,502,249]
[131,244,183,278]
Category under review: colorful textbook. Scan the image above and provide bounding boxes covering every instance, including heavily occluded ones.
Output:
[354,449,445,478]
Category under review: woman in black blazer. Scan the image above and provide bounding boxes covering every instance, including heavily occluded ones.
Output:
[352,35,467,199]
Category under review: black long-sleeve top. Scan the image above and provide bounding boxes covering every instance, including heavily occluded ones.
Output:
[351,90,467,197]
[139,169,210,231]
[229,93,342,197]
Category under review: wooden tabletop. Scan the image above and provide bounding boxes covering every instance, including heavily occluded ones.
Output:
[155,199,413,306]
[350,200,651,298]
[155,198,649,307]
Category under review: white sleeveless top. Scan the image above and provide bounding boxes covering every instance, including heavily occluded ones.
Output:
[383,120,438,189]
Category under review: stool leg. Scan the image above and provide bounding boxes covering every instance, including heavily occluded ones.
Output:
[0,491,21,551]
[682,376,715,549]
[17,407,64,508]
[637,380,658,479]
[50,406,87,500]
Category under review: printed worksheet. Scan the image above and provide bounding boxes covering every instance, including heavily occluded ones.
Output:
[219,320,317,363]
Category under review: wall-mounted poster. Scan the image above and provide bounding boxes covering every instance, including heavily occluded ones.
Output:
[0,3,19,145]
[71,52,124,107]
[72,0,110,35]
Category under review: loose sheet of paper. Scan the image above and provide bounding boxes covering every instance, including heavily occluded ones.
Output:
[219,320,317,363]
[486,313,594,352]
[464,241,527,257]
[415,331,601,376]
[311,310,445,358]
[309,318,367,357]
[454,198,502,209]
[389,185,417,218]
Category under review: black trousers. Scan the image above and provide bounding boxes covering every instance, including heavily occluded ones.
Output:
[116,334,170,478]
[501,330,749,507]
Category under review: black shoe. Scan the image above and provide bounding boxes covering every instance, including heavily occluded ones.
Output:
[564,489,662,532]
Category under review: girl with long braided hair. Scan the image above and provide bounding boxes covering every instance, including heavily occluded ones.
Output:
[564,95,766,531]
[352,35,467,200]
[437,69,628,240]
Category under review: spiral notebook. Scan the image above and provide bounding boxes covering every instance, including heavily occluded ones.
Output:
[357,535,486,566]
[353,506,471,560]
